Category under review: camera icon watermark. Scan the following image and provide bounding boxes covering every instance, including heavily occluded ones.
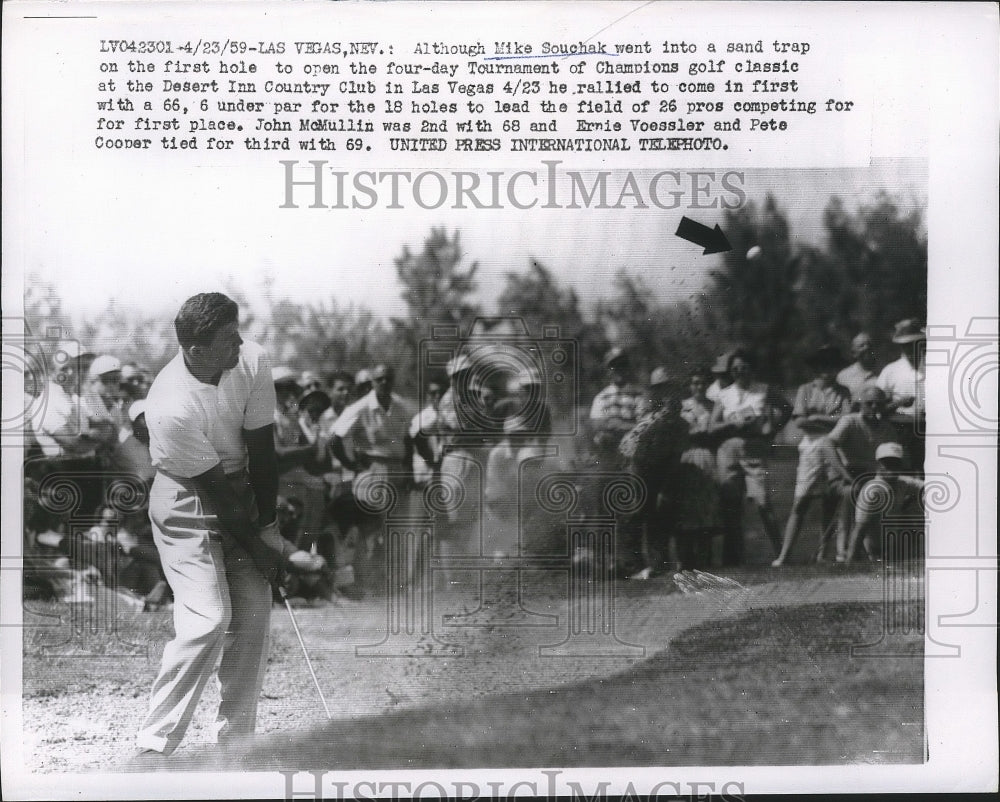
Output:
[923,316,998,437]
[418,316,578,438]
[2,317,83,449]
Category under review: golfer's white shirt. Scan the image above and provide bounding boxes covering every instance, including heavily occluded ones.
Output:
[145,342,276,478]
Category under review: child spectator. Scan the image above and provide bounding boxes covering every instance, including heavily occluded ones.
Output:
[845,442,924,563]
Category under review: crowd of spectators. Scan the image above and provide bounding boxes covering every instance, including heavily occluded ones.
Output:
[23,348,168,608]
[594,319,927,578]
[22,316,927,606]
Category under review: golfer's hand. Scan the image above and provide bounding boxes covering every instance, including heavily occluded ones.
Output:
[243,537,285,586]
[258,519,289,552]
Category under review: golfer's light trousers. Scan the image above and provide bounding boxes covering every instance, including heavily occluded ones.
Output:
[136,470,271,754]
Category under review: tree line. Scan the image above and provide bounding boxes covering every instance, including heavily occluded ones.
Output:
[23,191,926,399]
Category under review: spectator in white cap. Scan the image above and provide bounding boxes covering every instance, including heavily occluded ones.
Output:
[705,351,734,403]
[80,354,126,461]
[845,441,924,563]
[300,371,323,395]
[837,332,879,407]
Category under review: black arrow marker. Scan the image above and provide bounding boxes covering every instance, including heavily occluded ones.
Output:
[675,217,732,255]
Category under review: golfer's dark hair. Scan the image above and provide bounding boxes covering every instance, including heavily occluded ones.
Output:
[174,293,239,349]
[325,370,354,388]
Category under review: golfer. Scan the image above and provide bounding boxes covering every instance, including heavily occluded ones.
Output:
[135,293,322,758]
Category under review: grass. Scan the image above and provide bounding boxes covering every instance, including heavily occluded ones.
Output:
[176,599,924,770]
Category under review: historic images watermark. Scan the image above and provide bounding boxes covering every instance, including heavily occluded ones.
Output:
[280,768,746,801]
[279,161,747,211]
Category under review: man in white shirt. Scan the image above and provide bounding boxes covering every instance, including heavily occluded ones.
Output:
[135,293,322,760]
[837,332,879,407]
[877,319,925,418]
[330,363,424,595]
[877,318,926,471]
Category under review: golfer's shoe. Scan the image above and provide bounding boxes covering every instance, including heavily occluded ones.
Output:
[127,747,167,769]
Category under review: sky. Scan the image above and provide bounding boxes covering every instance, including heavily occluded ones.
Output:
[25,160,926,328]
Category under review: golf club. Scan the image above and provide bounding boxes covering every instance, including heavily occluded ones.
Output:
[277,584,332,719]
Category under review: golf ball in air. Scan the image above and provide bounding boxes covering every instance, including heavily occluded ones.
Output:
[746,246,763,261]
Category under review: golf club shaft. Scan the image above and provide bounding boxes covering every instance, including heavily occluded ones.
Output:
[279,586,332,719]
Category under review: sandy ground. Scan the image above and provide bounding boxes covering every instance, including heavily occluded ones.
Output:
[19,569,896,774]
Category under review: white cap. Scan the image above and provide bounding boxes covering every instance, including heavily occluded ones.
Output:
[88,354,122,378]
[272,366,300,386]
[875,442,905,462]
